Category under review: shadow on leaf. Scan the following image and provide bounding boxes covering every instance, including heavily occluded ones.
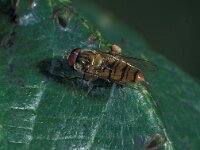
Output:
[37,56,112,101]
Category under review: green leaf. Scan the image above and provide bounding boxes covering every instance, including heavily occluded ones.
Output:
[0,0,199,150]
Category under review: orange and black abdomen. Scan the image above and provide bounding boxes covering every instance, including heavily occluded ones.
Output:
[99,57,144,83]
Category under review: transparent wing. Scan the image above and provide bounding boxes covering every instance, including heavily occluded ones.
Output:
[101,51,158,72]
[118,56,158,72]
[97,50,158,72]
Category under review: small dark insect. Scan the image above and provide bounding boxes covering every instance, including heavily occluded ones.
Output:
[144,134,167,150]
[66,44,157,87]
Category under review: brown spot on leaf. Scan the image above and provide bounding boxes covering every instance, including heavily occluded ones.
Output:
[87,32,99,45]
[6,32,15,48]
[144,134,166,150]
[121,38,129,45]
[53,5,75,29]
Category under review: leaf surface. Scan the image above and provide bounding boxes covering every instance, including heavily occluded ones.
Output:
[0,0,199,150]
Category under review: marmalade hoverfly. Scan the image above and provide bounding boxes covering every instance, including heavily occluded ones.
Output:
[67,44,157,86]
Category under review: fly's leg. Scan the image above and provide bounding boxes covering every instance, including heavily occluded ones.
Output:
[118,85,125,97]
[86,85,94,96]
[143,80,150,90]
[144,80,150,86]
[86,77,97,86]
[85,77,98,96]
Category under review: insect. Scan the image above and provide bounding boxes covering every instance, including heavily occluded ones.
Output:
[67,44,157,86]
[144,134,167,150]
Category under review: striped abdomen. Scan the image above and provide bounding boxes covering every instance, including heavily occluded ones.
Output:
[99,58,144,83]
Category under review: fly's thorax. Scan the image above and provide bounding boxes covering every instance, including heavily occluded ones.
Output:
[92,53,104,69]
[73,50,103,73]
[74,63,84,73]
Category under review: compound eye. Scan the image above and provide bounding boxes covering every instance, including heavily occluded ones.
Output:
[68,48,81,66]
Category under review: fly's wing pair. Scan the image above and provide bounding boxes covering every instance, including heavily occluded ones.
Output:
[102,51,158,73]
[116,55,158,73]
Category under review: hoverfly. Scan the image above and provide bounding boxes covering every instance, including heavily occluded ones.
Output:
[67,44,157,86]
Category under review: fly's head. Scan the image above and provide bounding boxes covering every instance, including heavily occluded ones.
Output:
[68,48,81,66]
[68,48,94,73]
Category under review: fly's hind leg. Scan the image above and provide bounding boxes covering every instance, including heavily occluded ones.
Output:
[115,82,126,97]
[142,80,150,90]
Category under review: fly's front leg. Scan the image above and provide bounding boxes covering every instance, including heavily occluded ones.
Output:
[85,76,98,96]
[87,77,98,85]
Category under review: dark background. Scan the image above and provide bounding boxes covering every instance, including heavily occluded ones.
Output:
[88,0,200,80]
